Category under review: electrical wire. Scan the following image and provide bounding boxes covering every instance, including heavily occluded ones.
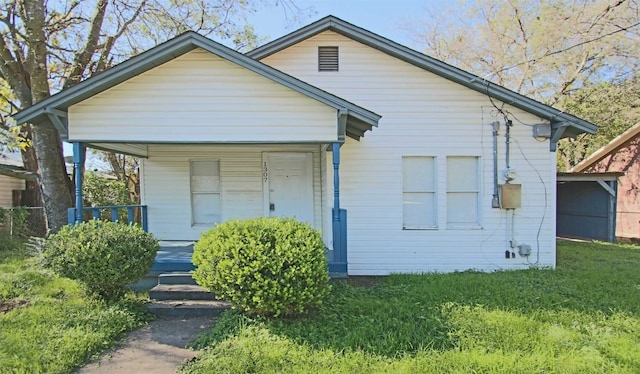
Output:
[513,138,546,265]
[504,110,548,142]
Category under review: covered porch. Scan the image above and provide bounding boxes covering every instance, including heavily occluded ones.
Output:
[68,142,351,275]
[13,31,380,276]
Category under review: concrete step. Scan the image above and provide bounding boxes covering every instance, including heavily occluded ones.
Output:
[147,300,231,318]
[149,284,217,301]
[158,272,197,285]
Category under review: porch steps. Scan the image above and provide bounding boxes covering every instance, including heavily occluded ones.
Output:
[146,300,231,318]
[149,284,217,301]
[158,271,198,285]
[147,271,230,318]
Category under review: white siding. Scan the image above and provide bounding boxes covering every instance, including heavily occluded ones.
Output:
[0,175,25,208]
[141,144,325,241]
[262,31,556,274]
[69,49,337,143]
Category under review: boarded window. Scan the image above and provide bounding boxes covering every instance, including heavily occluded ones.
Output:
[446,156,480,226]
[318,46,339,72]
[402,156,437,229]
[190,161,221,225]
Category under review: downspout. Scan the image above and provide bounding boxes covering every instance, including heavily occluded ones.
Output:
[491,121,500,208]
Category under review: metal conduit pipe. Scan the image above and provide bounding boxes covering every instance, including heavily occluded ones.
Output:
[505,119,512,172]
[491,121,500,208]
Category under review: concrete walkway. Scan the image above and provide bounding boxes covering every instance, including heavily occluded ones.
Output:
[76,317,216,374]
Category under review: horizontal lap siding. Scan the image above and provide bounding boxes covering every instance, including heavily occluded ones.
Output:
[0,175,24,208]
[262,31,556,275]
[141,144,324,241]
[68,49,336,143]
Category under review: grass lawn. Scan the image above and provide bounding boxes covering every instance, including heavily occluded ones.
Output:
[0,240,152,373]
[184,241,640,373]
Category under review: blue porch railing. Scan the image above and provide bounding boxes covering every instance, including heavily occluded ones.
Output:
[67,205,148,231]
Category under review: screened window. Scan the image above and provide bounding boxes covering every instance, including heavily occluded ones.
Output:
[190,161,221,225]
[402,156,437,229]
[446,156,480,226]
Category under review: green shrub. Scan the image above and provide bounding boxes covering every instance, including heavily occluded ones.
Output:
[192,217,331,317]
[43,221,159,300]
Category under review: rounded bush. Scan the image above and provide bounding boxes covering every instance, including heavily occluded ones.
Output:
[192,217,331,317]
[44,221,159,300]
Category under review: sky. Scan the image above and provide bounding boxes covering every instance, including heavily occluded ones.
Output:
[246,0,429,50]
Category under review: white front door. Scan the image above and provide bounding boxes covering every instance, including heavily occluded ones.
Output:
[263,152,314,225]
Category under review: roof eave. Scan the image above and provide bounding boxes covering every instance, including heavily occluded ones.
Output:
[13,29,380,134]
[248,16,597,138]
[570,122,640,172]
[13,33,202,126]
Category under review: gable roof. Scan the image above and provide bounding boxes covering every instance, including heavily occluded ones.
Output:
[248,15,598,140]
[12,31,380,141]
[570,122,640,172]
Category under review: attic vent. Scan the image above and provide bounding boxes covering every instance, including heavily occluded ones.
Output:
[318,46,339,72]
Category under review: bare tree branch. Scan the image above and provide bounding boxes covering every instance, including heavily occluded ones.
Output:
[63,0,108,89]
[0,165,38,181]
[95,0,146,73]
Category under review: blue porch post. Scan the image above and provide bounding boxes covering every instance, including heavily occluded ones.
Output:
[333,142,340,220]
[73,142,84,224]
[330,142,348,274]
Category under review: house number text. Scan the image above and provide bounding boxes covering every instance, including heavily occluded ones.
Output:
[263,162,268,182]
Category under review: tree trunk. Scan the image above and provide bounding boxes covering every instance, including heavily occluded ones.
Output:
[20,0,73,234]
[18,127,47,235]
[31,124,72,234]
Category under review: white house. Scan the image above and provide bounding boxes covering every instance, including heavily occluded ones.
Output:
[13,16,596,275]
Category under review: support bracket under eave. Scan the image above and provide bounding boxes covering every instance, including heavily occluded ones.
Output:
[549,121,570,151]
[44,109,69,139]
[596,180,616,197]
[337,109,348,143]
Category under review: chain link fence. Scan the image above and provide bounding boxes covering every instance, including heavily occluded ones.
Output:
[0,207,46,238]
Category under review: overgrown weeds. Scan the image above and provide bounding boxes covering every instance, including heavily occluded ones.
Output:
[184,241,640,373]
[0,241,151,373]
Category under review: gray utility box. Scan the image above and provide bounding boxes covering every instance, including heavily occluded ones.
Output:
[500,184,522,209]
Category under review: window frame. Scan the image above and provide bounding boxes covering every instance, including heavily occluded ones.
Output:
[402,156,438,230]
[189,160,222,227]
[445,156,482,229]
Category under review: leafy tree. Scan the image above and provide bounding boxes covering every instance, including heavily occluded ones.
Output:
[0,0,299,233]
[556,74,640,170]
[408,0,639,170]
[88,149,141,204]
[408,0,639,104]
[83,171,133,208]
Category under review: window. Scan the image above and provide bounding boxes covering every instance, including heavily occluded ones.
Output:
[402,156,437,229]
[190,161,221,225]
[318,46,339,71]
[446,156,480,226]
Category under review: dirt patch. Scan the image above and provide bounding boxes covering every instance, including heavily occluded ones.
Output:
[0,300,30,314]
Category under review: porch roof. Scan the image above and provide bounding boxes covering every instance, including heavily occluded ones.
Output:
[12,32,380,142]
